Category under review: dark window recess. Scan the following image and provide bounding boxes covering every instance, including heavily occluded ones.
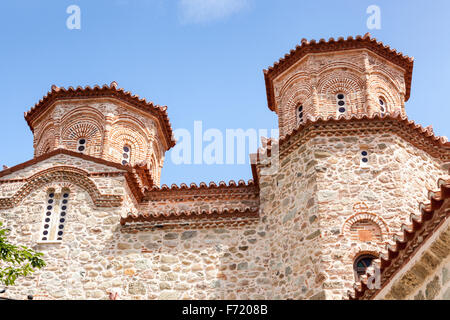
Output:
[354,255,377,277]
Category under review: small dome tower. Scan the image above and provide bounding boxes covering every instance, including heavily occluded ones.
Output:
[24,82,175,186]
[264,33,414,136]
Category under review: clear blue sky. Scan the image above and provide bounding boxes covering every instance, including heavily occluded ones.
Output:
[1,0,449,186]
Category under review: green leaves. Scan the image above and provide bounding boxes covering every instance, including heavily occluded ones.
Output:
[0,222,46,286]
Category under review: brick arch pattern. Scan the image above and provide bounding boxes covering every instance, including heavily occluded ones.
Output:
[278,76,313,135]
[317,70,366,117]
[35,124,57,156]
[343,212,389,241]
[316,61,366,79]
[60,107,105,157]
[349,219,382,242]
[108,121,150,166]
[368,72,403,115]
[0,166,122,209]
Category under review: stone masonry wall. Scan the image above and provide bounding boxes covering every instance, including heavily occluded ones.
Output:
[257,131,449,300]
[258,139,324,300]
[0,189,271,299]
[313,133,449,299]
[0,155,271,300]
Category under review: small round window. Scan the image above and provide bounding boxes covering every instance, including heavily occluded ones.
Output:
[360,150,369,165]
[77,138,86,153]
[336,93,346,114]
[122,145,131,165]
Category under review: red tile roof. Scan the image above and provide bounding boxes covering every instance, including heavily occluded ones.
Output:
[0,149,149,204]
[253,112,450,162]
[349,177,450,300]
[120,178,260,226]
[264,33,414,112]
[24,82,176,150]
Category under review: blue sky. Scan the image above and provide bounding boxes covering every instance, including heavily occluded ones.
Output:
[0,0,449,186]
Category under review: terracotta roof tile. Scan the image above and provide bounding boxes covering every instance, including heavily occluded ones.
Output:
[120,178,260,226]
[0,149,149,204]
[253,112,450,162]
[24,82,176,150]
[348,178,450,300]
[264,33,414,112]
[120,207,259,226]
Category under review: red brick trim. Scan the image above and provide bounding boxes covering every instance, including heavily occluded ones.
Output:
[0,166,123,208]
[264,33,414,112]
[24,83,176,150]
[0,148,131,179]
[253,112,450,163]
[343,212,389,240]
[120,207,260,227]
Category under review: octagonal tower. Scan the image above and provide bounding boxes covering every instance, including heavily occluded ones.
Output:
[24,82,175,186]
[257,34,450,300]
[264,33,414,136]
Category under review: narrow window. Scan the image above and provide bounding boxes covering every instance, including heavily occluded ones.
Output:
[77,138,86,153]
[40,191,55,241]
[360,150,369,166]
[57,192,69,241]
[297,104,304,124]
[122,145,131,165]
[39,190,69,242]
[336,93,347,114]
[379,97,386,116]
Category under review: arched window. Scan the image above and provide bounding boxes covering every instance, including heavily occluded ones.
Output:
[354,254,377,281]
[297,104,304,124]
[336,93,347,115]
[122,145,131,165]
[77,138,87,153]
[40,189,70,242]
[378,97,386,116]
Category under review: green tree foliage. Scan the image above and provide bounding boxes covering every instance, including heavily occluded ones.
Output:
[0,222,45,286]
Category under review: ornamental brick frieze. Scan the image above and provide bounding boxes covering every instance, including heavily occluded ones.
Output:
[274,113,450,161]
[0,166,123,209]
[142,180,259,202]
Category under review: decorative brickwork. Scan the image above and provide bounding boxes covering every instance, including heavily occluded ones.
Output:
[26,83,173,185]
[0,35,449,300]
[264,33,412,136]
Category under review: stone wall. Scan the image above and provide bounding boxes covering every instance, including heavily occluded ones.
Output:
[0,130,448,300]
[257,129,449,300]
[258,139,324,300]
[312,133,448,299]
[0,154,271,300]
